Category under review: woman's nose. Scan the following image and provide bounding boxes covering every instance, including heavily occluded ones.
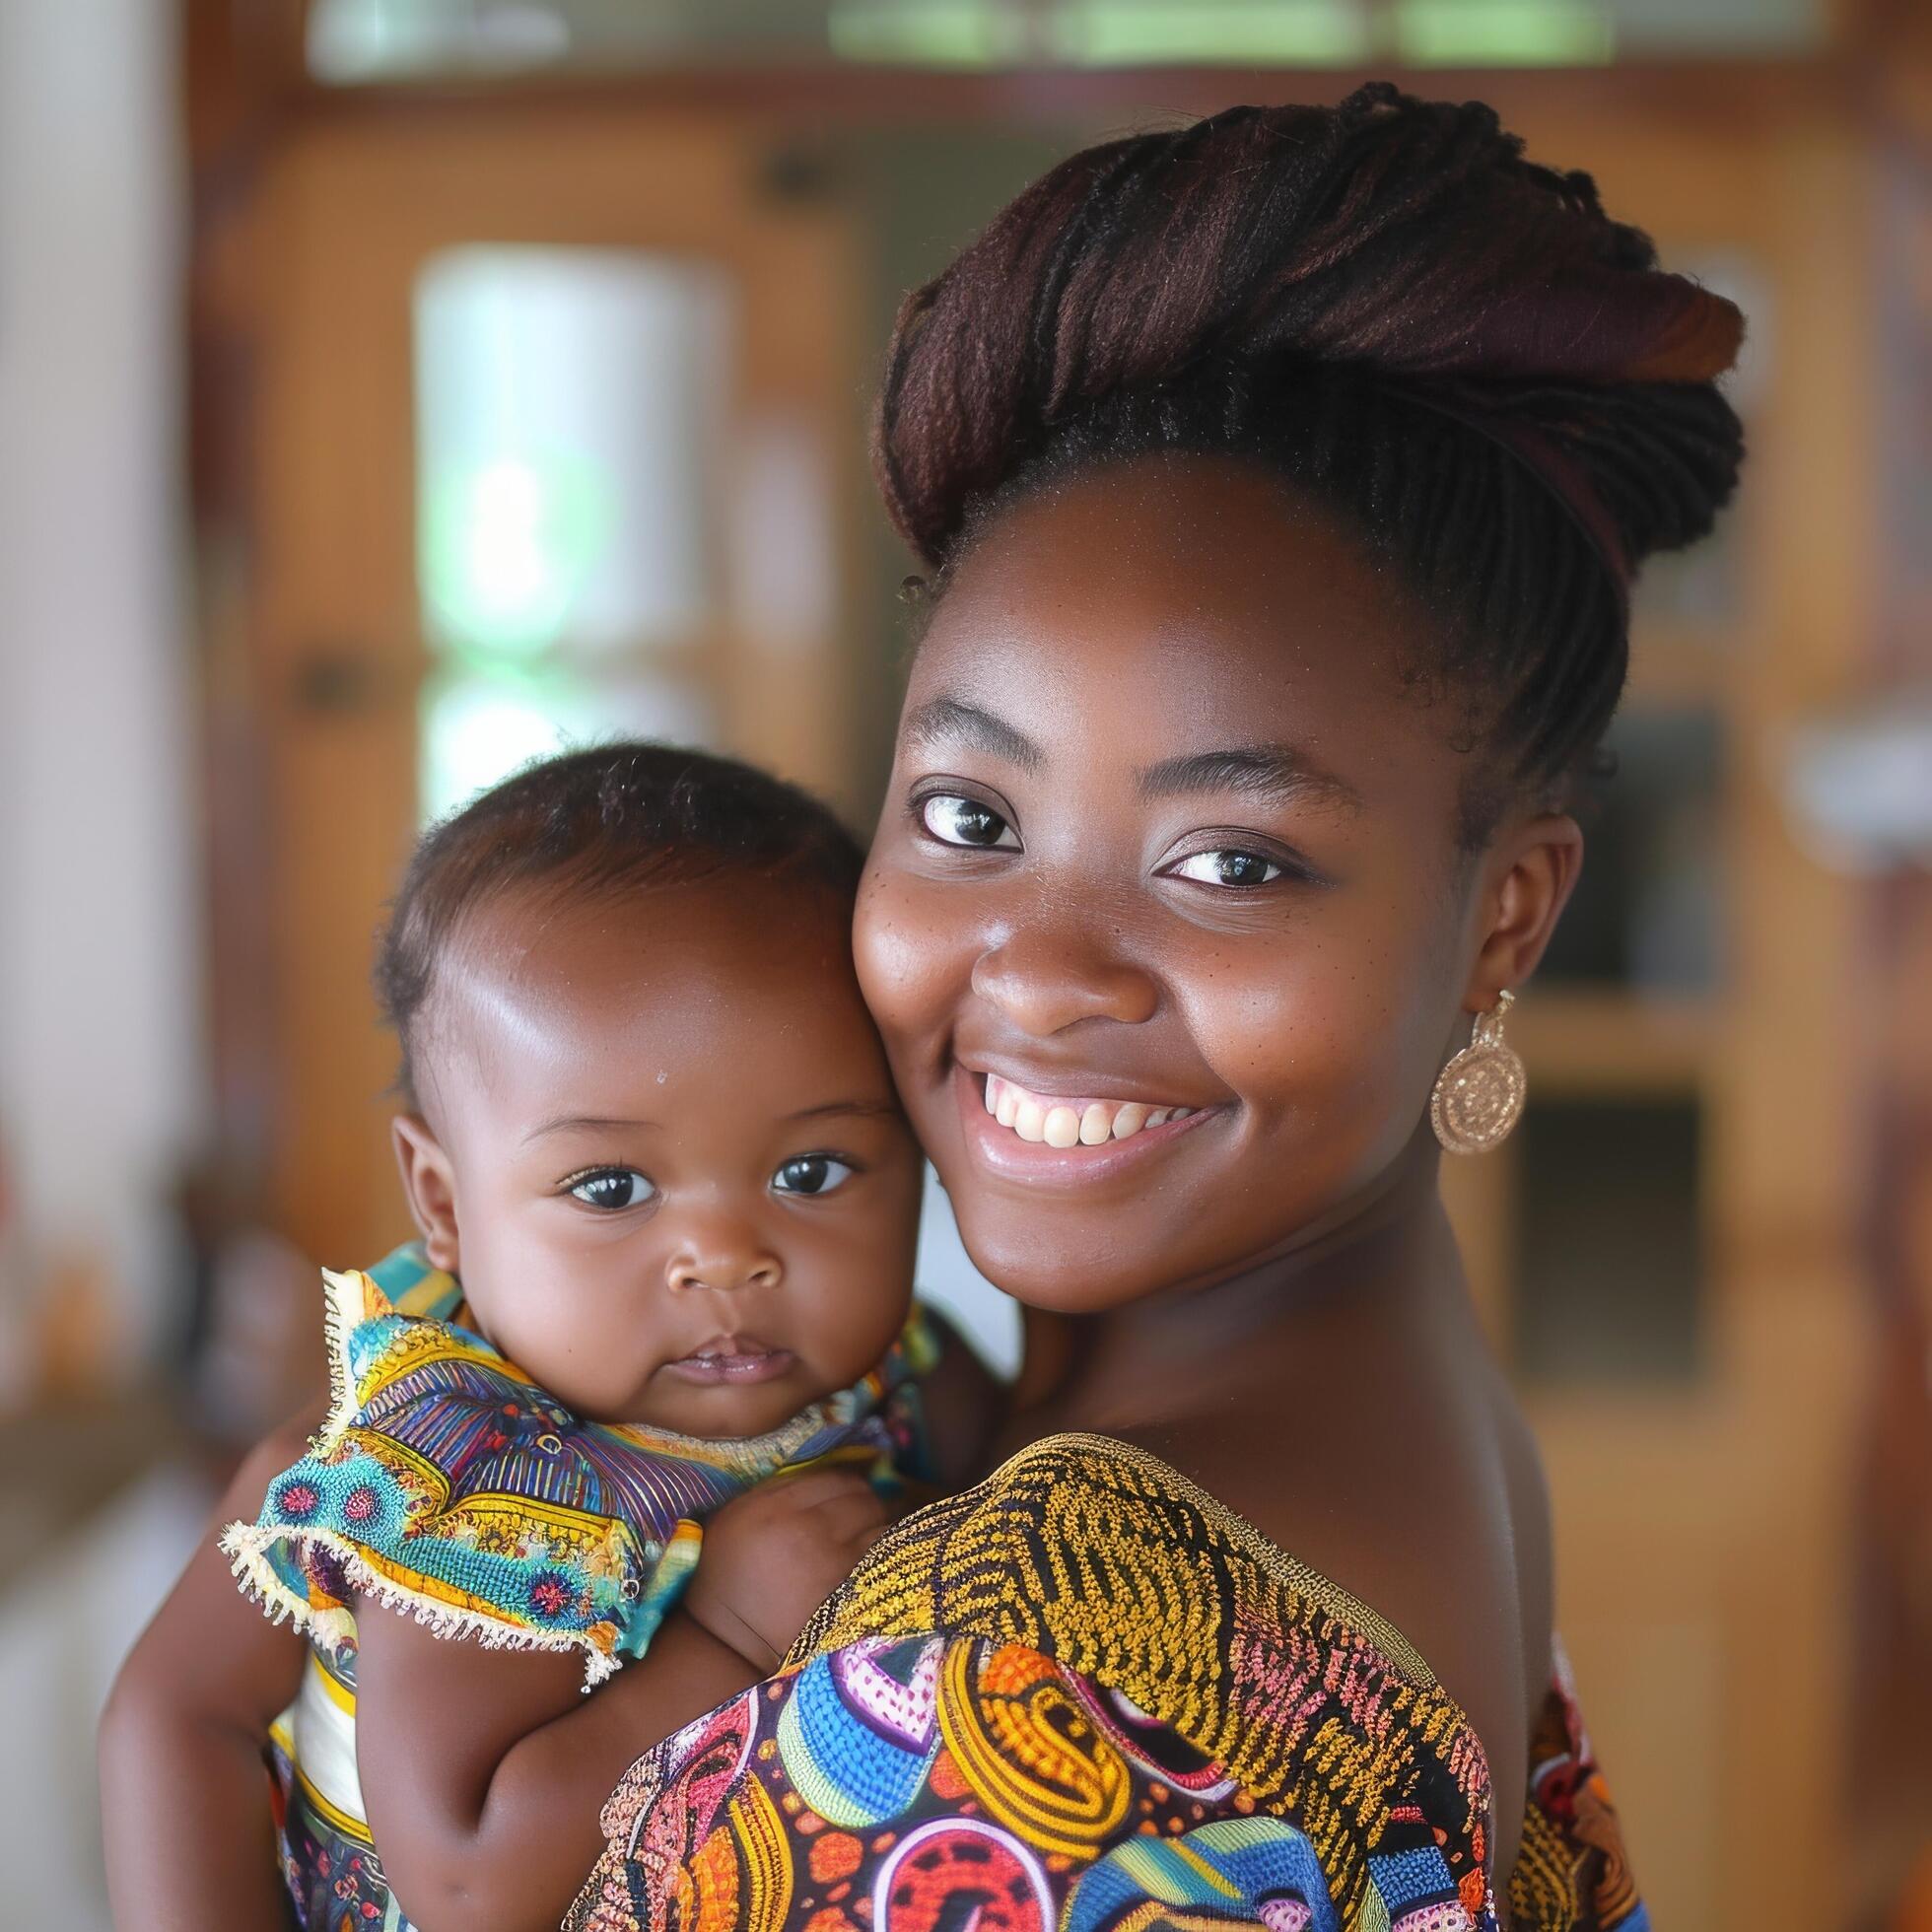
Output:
[665,1223,784,1294]
[969,914,1159,1037]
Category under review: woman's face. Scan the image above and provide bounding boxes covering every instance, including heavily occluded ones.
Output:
[857,453,1574,1312]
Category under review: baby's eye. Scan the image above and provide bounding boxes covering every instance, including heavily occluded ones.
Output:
[772,1155,855,1197]
[920,794,1019,851]
[1168,849,1283,888]
[567,1168,656,1211]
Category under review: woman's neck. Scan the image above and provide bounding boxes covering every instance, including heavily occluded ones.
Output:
[1042,1127,1476,1435]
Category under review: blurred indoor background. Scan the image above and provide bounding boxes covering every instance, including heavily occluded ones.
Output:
[1,0,1929,1923]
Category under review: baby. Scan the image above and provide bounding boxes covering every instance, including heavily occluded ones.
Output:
[102,743,995,1932]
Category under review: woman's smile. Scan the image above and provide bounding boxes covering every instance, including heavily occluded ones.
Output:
[952,1064,1219,1185]
[980,1071,1202,1143]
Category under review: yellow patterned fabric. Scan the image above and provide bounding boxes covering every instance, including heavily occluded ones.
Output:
[571,1433,1642,1932]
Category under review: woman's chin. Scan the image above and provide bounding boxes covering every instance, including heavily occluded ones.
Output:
[951,1219,1160,1316]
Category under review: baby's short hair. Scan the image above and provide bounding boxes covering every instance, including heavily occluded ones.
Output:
[377,742,863,1105]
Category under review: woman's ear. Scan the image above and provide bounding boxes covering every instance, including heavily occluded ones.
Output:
[1461,812,1585,1012]
[391,1114,460,1273]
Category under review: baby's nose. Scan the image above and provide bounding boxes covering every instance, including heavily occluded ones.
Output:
[666,1232,783,1294]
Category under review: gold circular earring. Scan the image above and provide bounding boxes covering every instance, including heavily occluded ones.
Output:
[1430,990,1526,1154]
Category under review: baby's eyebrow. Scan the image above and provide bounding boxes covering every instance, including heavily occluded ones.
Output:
[784,1100,905,1124]
[522,1114,655,1144]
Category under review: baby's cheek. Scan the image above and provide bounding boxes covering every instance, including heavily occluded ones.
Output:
[502,1293,651,1412]
[790,1237,913,1386]
[823,1276,915,1385]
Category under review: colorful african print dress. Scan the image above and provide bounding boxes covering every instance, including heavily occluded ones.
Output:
[569,1434,1643,1932]
[223,1243,936,1932]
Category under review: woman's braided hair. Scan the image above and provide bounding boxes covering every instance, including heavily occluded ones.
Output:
[875,84,1746,834]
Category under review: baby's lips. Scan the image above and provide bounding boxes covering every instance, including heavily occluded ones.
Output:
[661,1341,798,1385]
[674,1332,782,1362]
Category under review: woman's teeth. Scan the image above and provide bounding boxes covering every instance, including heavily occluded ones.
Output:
[982,1073,1195,1146]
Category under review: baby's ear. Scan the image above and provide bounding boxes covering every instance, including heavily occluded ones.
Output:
[391,1114,460,1273]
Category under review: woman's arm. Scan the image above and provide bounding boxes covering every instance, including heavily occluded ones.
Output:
[99,1414,318,1932]
[355,1466,888,1932]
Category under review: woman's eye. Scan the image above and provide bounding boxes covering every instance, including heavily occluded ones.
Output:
[1169,849,1283,888]
[567,1169,656,1211]
[772,1155,855,1197]
[920,794,1019,851]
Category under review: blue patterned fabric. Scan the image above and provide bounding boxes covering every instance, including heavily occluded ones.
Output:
[225,1244,935,1686]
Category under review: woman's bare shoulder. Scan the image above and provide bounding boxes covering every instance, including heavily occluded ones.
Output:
[1107,1368,1550,1868]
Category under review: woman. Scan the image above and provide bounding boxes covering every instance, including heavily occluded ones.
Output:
[575,83,1739,1932]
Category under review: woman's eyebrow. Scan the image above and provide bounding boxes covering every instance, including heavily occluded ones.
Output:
[1137,745,1364,812]
[902,696,1043,770]
[902,701,1360,812]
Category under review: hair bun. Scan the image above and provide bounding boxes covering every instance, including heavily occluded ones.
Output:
[875,83,1744,574]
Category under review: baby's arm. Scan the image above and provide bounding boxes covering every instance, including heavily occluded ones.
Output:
[355,1607,752,1930]
[355,1466,888,1932]
[100,1414,317,1932]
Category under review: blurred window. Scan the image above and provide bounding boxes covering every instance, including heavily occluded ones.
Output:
[308,0,1828,81]
[418,669,718,824]
[413,246,729,818]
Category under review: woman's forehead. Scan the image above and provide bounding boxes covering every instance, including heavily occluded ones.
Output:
[943,454,1406,620]
[905,460,1443,786]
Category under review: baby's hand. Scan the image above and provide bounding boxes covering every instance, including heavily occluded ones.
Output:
[684,1467,888,1675]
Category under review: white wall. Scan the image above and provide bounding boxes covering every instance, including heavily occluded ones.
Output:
[0,0,202,1379]
[0,1468,214,1929]
[915,1164,1020,1378]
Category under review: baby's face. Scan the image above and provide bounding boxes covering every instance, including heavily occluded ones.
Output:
[400,874,923,1437]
